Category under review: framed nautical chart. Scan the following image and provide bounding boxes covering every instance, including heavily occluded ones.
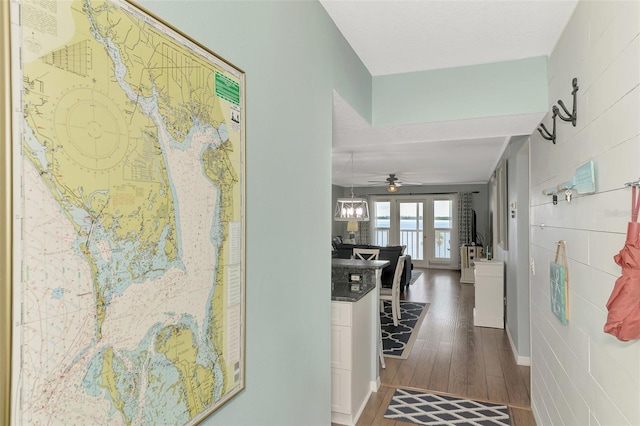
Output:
[1,0,245,424]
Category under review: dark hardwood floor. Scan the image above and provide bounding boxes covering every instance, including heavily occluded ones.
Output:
[353,268,536,426]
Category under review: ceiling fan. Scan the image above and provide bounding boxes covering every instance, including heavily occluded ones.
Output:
[368,174,421,193]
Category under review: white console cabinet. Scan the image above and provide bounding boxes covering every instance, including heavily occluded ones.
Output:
[331,291,375,425]
[473,260,504,329]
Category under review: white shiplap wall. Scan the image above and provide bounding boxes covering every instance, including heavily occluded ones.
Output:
[530,1,640,425]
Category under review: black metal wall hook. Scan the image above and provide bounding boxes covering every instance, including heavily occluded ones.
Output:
[556,78,579,126]
[537,106,558,144]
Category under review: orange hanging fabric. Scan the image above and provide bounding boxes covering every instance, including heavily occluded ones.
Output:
[604,186,640,341]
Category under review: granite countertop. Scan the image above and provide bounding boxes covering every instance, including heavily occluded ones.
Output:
[331,281,376,302]
[331,259,390,269]
[331,259,389,302]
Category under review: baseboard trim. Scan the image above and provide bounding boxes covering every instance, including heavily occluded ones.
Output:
[505,322,531,366]
[332,384,375,426]
[371,377,380,392]
[353,387,373,426]
[426,264,458,270]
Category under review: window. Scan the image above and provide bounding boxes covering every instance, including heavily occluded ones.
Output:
[373,201,390,246]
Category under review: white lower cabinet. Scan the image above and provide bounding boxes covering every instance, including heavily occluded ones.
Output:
[331,368,351,414]
[331,290,374,426]
[473,260,504,329]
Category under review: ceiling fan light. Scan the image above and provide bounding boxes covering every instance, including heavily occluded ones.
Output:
[386,184,398,193]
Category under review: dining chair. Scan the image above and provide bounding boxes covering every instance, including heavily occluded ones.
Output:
[352,248,380,260]
[380,255,406,326]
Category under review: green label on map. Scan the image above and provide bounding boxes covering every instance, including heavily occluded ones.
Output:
[215,71,240,105]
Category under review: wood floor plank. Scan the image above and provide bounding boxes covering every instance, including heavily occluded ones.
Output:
[379,357,401,385]
[481,328,504,378]
[415,313,431,340]
[420,310,443,350]
[466,326,488,400]
[428,341,452,392]
[447,323,469,396]
[519,365,531,398]
[408,346,437,389]
[356,387,389,425]
[511,407,537,426]
[370,386,396,426]
[496,329,513,350]
[486,374,510,404]
[391,337,424,387]
[498,348,531,406]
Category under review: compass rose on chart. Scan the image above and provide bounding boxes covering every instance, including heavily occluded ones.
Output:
[53,86,130,172]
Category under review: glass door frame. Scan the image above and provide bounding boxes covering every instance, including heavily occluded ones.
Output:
[397,199,425,267]
[426,195,458,268]
[370,197,392,247]
[371,195,427,268]
[371,194,459,269]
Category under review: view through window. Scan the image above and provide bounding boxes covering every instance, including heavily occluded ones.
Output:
[372,197,455,267]
[374,201,390,246]
[433,200,452,260]
[399,202,424,261]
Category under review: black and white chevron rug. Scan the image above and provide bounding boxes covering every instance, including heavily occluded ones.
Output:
[384,388,511,426]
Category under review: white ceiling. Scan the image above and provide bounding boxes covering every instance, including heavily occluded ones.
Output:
[323,0,578,188]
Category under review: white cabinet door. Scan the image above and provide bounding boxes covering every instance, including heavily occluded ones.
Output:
[331,325,351,370]
[473,260,504,329]
[331,368,351,414]
[331,301,353,415]
[331,301,351,327]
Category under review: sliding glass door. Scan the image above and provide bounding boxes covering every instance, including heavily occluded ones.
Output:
[372,197,425,267]
[398,201,424,263]
[372,195,457,269]
[430,198,454,264]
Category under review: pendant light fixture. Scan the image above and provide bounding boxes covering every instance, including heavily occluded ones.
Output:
[334,153,370,221]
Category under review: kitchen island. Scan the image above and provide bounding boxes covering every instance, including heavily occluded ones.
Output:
[331,258,389,426]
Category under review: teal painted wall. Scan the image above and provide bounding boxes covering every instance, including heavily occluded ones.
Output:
[372,56,548,126]
[493,135,530,361]
[515,142,530,358]
[139,1,371,424]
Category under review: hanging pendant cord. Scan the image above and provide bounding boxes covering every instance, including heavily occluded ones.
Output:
[632,186,640,223]
[350,152,356,198]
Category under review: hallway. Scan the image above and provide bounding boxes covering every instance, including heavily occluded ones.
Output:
[356,268,536,425]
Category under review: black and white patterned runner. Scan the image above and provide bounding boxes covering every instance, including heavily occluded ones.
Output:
[381,301,428,359]
[385,388,511,425]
